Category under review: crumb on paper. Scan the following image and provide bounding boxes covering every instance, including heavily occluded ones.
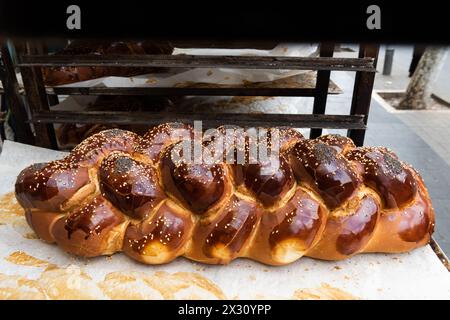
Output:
[0,192,25,225]
[23,233,38,240]
[293,283,359,300]
[5,251,53,268]
[0,267,226,300]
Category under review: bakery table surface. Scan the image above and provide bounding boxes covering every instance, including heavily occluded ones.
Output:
[0,140,449,300]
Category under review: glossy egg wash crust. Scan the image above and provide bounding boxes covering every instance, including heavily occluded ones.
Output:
[15,123,435,265]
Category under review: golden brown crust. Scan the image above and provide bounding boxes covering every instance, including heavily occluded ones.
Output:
[159,142,231,215]
[66,129,141,166]
[15,124,435,265]
[122,200,193,264]
[15,161,91,212]
[315,134,355,154]
[307,192,380,260]
[24,209,62,243]
[51,196,126,257]
[134,123,194,164]
[233,153,295,208]
[364,179,434,253]
[188,195,262,264]
[289,140,361,209]
[248,187,327,265]
[345,147,418,209]
[99,152,165,219]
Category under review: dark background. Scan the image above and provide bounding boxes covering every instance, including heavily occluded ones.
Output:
[0,0,449,43]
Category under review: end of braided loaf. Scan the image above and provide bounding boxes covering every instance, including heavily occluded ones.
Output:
[15,124,435,265]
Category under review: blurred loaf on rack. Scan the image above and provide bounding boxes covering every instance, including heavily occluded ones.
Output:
[42,40,174,86]
[54,95,174,148]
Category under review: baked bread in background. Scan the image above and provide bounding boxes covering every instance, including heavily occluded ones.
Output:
[54,96,173,148]
[15,123,435,265]
[42,40,174,86]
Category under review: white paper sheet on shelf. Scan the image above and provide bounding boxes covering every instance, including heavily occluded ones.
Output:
[0,44,318,91]
[55,43,319,89]
[0,140,449,300]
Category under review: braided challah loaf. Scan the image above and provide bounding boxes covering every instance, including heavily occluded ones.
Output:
[15,123,435,265]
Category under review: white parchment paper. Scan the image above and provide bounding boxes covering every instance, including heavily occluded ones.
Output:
[55,44,319,89]
[0,141,449,300]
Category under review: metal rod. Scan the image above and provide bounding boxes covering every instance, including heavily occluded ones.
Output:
[31,110,366,129]
[52,87,320,97]
[310,43,334,139]
[17,41,58,149]
[348,44,380,146]
[19,54,376,72]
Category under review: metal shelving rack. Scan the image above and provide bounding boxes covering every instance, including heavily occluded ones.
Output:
[1,41,379,149]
